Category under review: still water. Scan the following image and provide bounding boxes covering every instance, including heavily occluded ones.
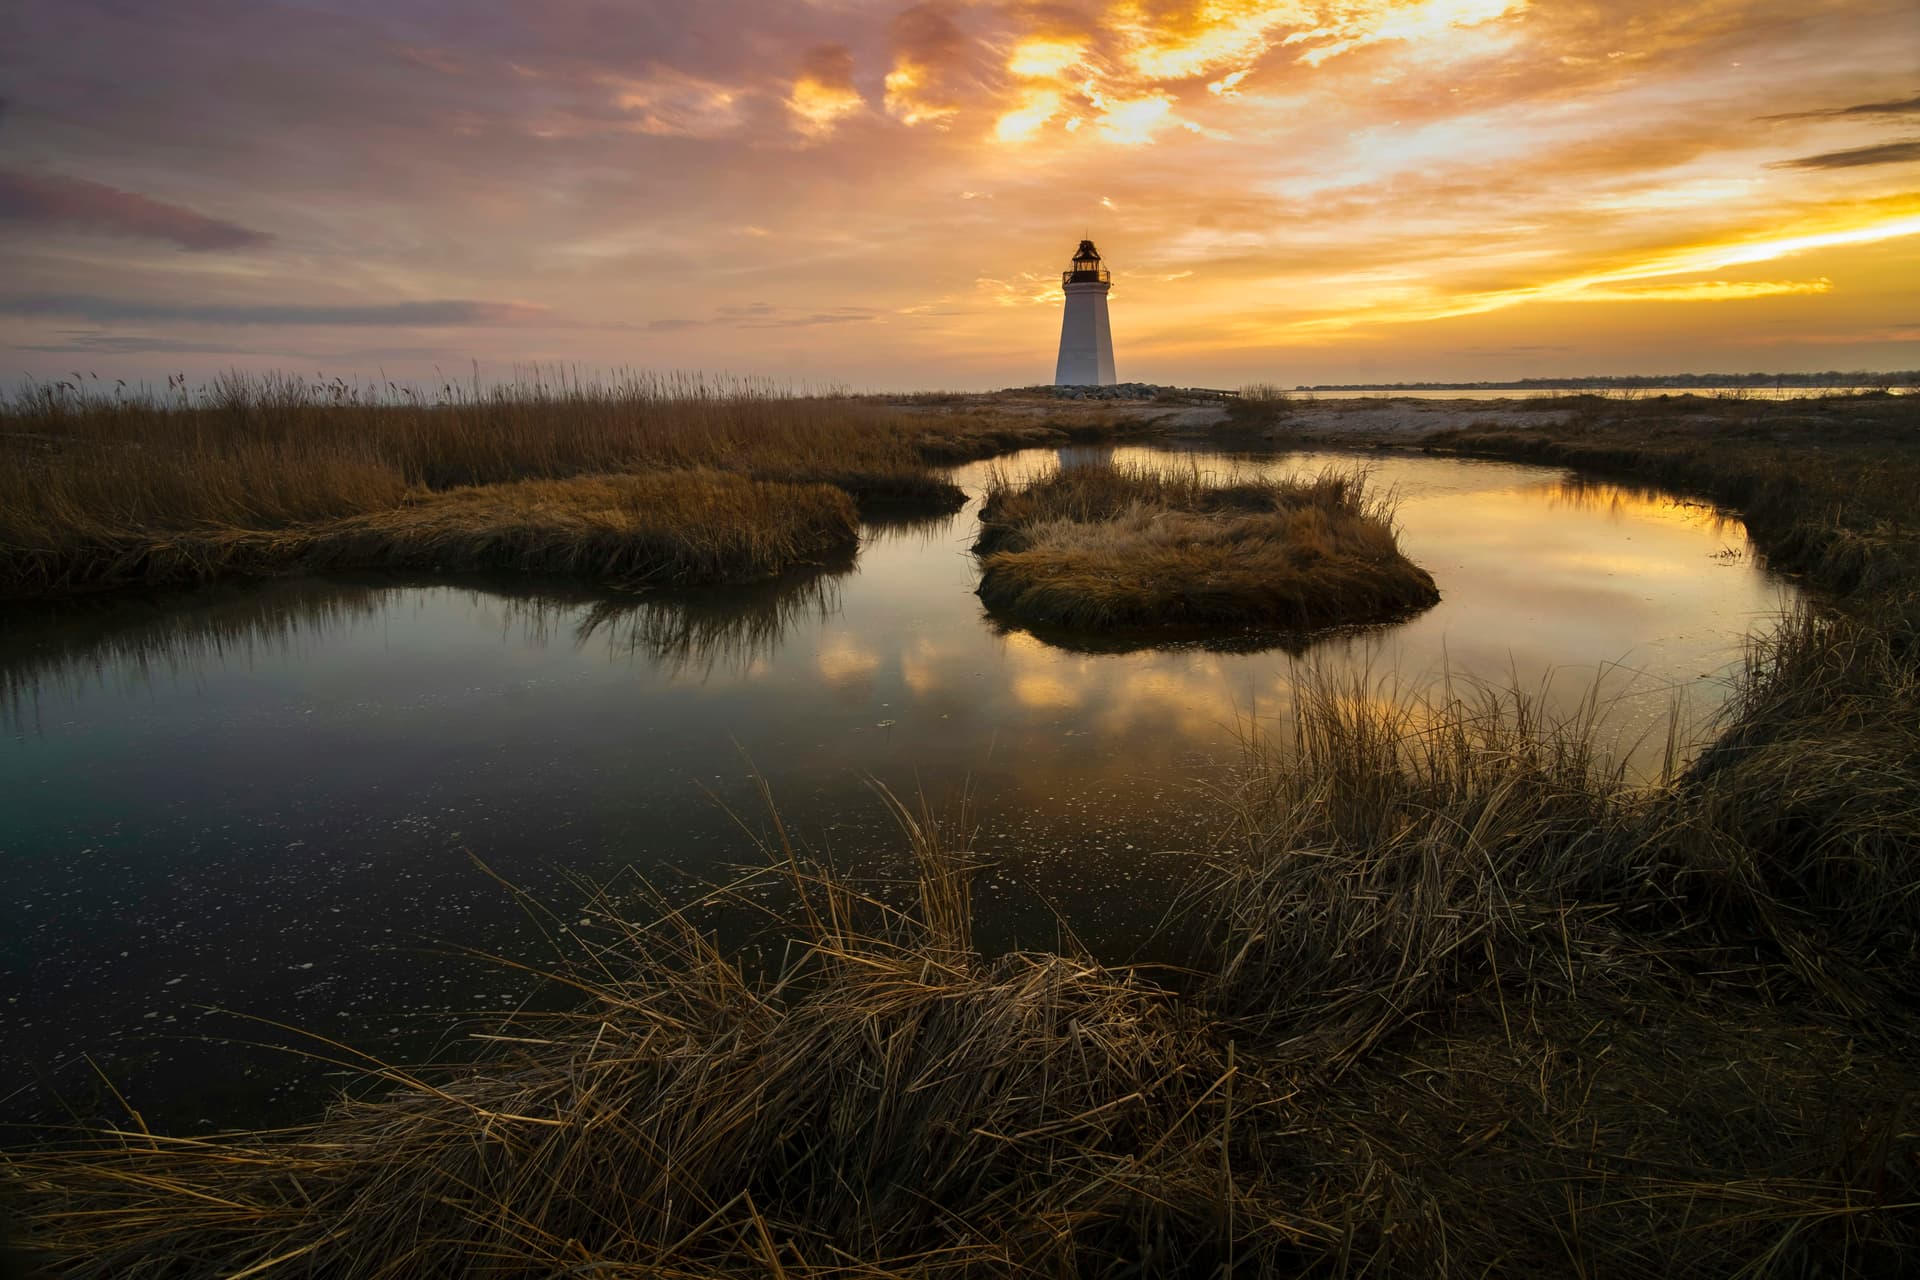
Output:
[0,446,1798,1131]
[1302,386,1910,400]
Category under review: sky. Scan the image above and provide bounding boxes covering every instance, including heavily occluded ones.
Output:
[1,0,1916,390]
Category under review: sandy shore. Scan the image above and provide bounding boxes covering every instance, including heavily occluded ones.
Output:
[1263,397,1576,438]
[890,390,1579,442]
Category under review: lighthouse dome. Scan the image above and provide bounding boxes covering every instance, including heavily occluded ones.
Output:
[1066,240,1110,285]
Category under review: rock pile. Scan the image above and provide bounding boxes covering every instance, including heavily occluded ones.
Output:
[1043,383,1162,401]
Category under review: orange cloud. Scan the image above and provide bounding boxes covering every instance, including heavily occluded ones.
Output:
[884,61,957,126]
[8,0,1919,387]
[788,44,866,139]
[1269,207,1920,336]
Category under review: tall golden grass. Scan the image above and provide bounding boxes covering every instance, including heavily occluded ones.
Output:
[5,470,861,600]
[0,372,987,600]
[973,462,1440,632]
[7,635,1918,1275]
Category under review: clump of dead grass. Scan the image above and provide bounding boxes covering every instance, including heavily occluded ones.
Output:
[1185,649,1920,1273]
[0,373,991,600]
[2,470,860,599]
[973,462,1439,633]
[3,791,1257,1277]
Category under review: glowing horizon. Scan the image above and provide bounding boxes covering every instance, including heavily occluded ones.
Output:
[1,0,1915,389]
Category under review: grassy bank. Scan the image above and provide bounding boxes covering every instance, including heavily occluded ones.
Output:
[5,469,861,600]
[973,462,1439,632]
[1,374,1157,601]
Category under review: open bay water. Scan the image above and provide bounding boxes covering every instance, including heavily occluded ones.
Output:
[0,446,1800,1131]
[1299,387,1912,400]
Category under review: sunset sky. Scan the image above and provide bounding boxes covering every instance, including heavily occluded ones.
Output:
[1,0,1915,390]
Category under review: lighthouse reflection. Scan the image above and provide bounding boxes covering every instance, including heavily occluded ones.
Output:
[1056,442,1118,471]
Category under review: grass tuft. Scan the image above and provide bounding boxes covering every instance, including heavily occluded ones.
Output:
[0,373,1017,600]
[4,471,860,599]
[973,462,1439,632]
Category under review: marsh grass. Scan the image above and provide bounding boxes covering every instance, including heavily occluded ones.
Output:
[0,372,1014,600]
[1662,604,1920,1008]
[8,393,1920,1276]
[5,470,861,601]
[973,462,1440,632]
[8,646,1918,1277]
[1188,648,1920,1272]
[3,790,1246,1277]
[1422,394,1920,597]
[1224,382,1294,430]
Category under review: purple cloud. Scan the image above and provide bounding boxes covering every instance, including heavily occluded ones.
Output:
[0,295,547,326]
[1762,93,1920,121]
[0,170,274,250]
[1774,140,1920,170]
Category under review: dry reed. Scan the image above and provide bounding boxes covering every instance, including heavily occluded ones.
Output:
[0,372,1044,601]
[3,790,1251,1276]
[8,646,1918,1276]
[973,462,1440,632]
[4,470,860,600]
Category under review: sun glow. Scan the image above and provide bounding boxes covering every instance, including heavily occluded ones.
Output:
[1009,38,1087,78]
[1290,0,1528,66]
[1280,208,1920,335]
[1617,213,1920,281]
[788,78,865,138]
[1097,93,1178,144]
[1116,2,1295,80]
[884,62,956,126]
[1579,279,1833,303]
[995,89,1064,141]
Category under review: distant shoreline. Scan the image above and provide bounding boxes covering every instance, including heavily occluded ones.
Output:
[1298,372,1918,392]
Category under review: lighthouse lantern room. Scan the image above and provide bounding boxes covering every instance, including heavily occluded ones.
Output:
[1054,239,1116,387]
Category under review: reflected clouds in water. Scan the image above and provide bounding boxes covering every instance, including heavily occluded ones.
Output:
[0,446,1807,1132]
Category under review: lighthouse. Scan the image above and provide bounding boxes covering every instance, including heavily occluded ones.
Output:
[1054,239,1116,386]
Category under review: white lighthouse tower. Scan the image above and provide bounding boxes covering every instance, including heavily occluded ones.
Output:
[1054,239,1116,386]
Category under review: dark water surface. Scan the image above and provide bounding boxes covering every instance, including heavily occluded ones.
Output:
[0,446,1797,1131]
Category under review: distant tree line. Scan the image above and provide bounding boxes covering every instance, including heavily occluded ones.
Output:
[1298,371,1920,391]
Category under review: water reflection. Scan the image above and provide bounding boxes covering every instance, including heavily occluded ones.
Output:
[980,612,1332,657]
[1,580,390,729]
[0,446,1801,1132]
[2,561,858,728]
[501,561,853,682]
[1535,476,1744,540]
[861,509,965,541]
[1056,443,1119,470]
